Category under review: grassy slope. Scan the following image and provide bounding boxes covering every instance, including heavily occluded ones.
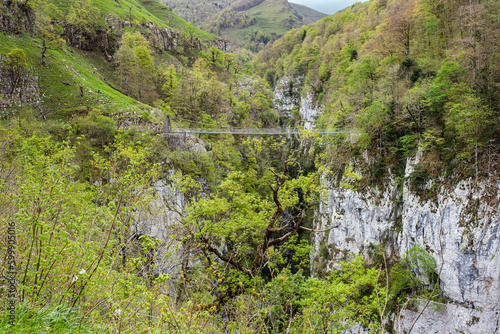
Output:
[220,0,301,42]
[0,33,143,118]
[48,0,217,41]
[289,2,327,25]
[0,0,221,119]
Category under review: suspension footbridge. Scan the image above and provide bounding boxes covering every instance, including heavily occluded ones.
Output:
[163,115,353,136]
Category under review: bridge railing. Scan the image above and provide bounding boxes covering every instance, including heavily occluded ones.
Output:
[169,127,352,135]
[164,115,354,135]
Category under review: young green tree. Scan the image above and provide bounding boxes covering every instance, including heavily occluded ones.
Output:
[183,23,196,44]
[389,0,415,59]
[264,69,274,87]
[205,46,224,71]
[223,52,236,73]
[159,63,178,102]
[1,48,28,97]
[168,136,332,309]
[445,87,493,180]
[65,0,100,49]
[35,2,66,65]
[115,32,157,102]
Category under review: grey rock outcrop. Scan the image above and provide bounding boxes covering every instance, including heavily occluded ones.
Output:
[312,157,500,333]
[0,1,35,35]
[211,38,231,52]
[104,15,230,56]
[273,76,320,130]
[277,75,500,333]
[0,57,40,112]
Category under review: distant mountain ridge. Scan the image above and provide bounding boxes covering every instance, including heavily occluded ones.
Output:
[231,0,266,11]
[161,0,326,50]
[289,2,327,25]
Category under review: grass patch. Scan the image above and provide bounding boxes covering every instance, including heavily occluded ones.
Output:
[0,303,108,334]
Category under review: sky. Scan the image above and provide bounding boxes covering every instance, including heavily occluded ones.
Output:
[290,0,368,15]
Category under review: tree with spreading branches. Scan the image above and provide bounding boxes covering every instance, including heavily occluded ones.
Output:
[163,135,337,309]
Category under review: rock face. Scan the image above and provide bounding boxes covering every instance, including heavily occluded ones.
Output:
[273,76,320,129]
[103,15,231,55]
[399,303,500,334]
[298,91,321,130]
[103,15,201,54]
[134,178,185,281]
[63,27,111,56]
[211,38,231,52]
[273,76,302,117]
[312,154,500,333]
[275,77,500,333]
[312,181,399,267]
[0,1,35,35]
[0,56,41,112]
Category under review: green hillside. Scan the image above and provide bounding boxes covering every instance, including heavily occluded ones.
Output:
[0,33,142,118]
[50,0,218,41]
[0,0,222,119]
[255,0,500,182]
[161,0,325,50]
[289,2,327,25]
[222,0,301,40]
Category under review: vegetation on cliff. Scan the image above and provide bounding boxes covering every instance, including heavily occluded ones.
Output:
[0,0,497,332]
[255,0,500,184]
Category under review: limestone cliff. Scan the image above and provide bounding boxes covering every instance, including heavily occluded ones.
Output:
[274,77,500,334]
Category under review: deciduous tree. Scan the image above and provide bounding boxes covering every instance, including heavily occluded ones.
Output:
[115,32,157,102]
[1,48,28,97]
[65,0,100,49]
[35,2,66,65]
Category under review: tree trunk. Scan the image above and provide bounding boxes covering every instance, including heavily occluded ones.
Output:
[40,40,46,66]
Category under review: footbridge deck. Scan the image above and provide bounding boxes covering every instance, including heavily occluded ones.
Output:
[163,115,353,135]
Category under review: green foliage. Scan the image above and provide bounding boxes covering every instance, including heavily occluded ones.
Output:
[65,0,100,48]
[35,1,66,65]
[159,62,178,101]
[339,165,362,189]
[0,303,107,333]
[72,108,115,151]
[264,68,274,87]
[1,48,28,97]
[204,46,224,70]
[254,0,500,183]
[260,268,306,330]
[115,31,157,102]
[408,162,430,194]
[0,126,165,332]
[405,243,438,286]
[294,256,388,332]
[445,87,493,159]
[318,61,330,83]
[388,261,417,298]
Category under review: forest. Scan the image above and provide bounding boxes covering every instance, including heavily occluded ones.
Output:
[0,0,499,333]
[254,0,500,186]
